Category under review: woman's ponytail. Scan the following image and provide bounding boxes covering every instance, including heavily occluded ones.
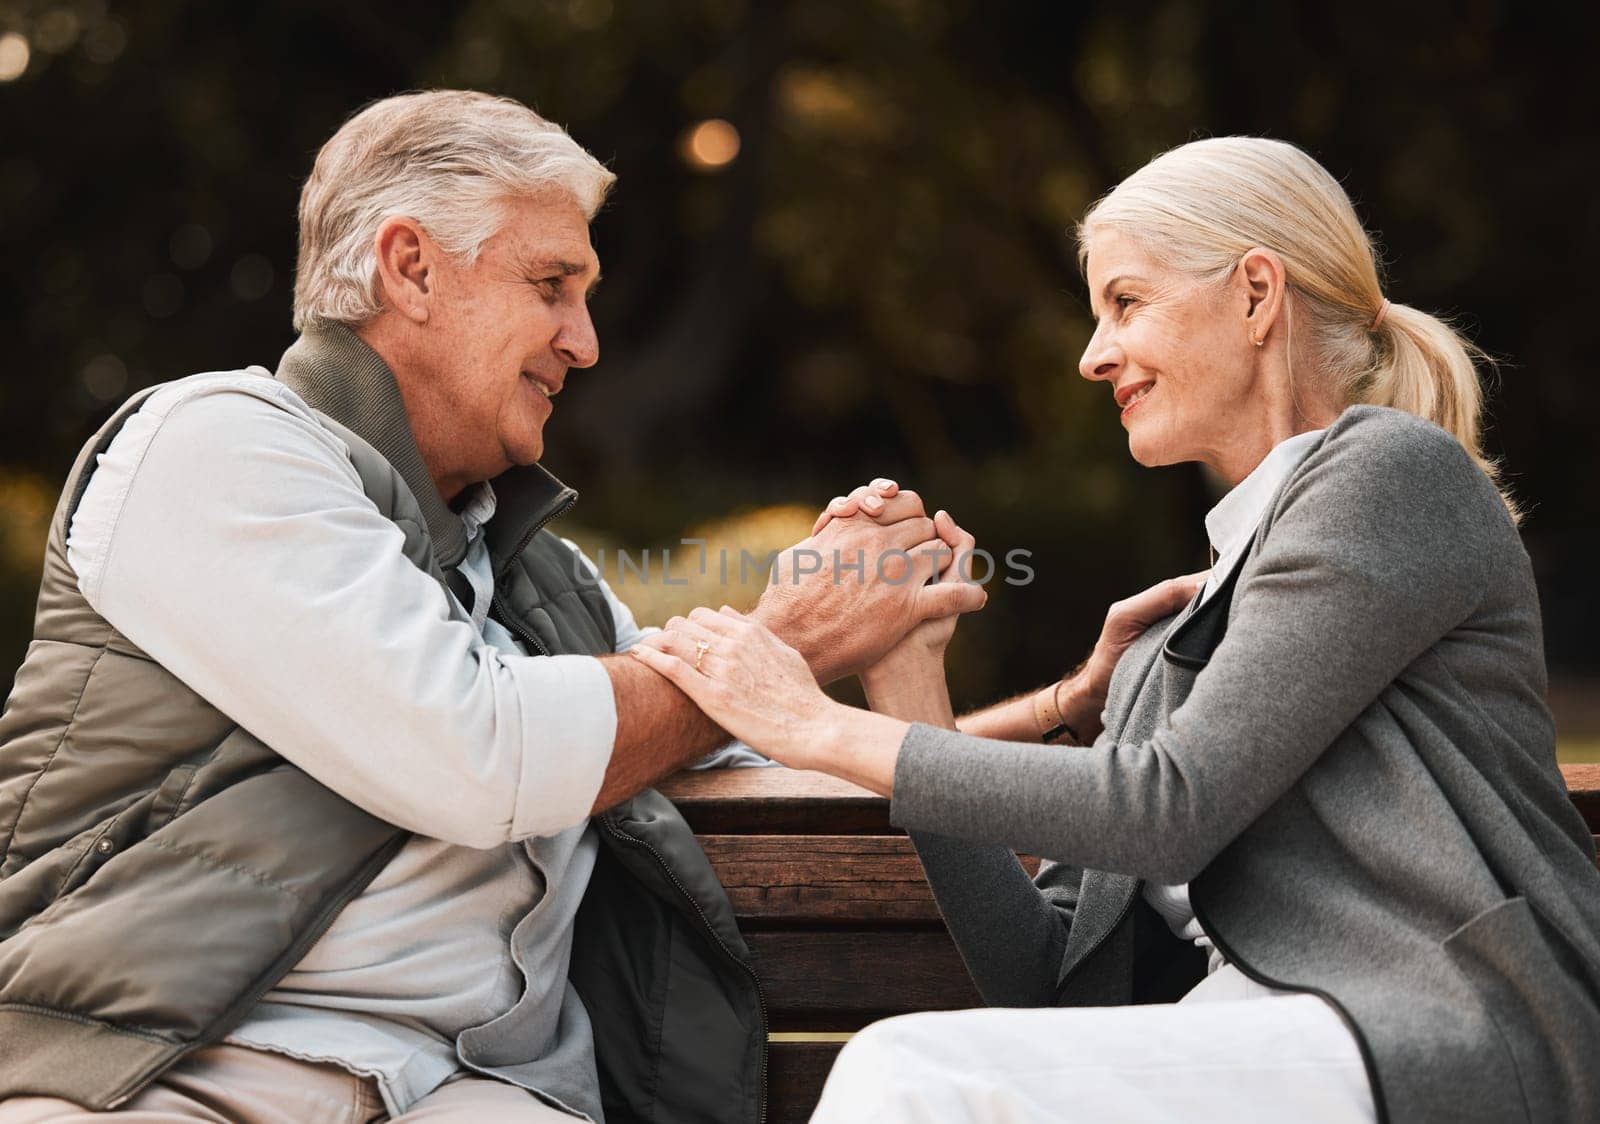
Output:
[1358,303,1518,521]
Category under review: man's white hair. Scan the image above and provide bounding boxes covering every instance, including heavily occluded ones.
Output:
[292,89,615,330]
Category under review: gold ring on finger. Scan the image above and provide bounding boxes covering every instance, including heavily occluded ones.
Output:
[694,640,711,673]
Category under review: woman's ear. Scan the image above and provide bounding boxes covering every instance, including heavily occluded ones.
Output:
[1238,246,1287,346]
[372,216,434,325]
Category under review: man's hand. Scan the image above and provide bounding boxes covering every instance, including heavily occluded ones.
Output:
[752,479,987,683]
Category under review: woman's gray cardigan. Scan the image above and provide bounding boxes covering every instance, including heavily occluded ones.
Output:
[890,406,1600,1124]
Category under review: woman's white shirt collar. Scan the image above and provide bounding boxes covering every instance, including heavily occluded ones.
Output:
[1200,429,1326,604]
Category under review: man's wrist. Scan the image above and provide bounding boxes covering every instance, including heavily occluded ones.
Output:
[750,596,834,683]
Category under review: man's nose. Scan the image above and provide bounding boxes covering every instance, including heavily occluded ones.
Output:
[555,306,599,369]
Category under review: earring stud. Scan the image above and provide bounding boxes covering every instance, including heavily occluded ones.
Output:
[1252,335,1265,348]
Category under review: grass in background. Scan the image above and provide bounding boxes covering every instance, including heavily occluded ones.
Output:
[1559,740,1600,765]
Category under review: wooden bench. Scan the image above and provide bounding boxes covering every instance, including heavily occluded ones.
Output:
[657,762,1600,1124]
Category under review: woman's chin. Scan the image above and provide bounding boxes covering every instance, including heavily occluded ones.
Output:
[1125,427,1183,469]
[1125,429,1163,468]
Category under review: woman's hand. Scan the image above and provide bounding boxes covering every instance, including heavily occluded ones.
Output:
[953,570,1208,744]
[808,476,988,675]
[632,607,844,771]
[1057,571,1209,740]
[859,509,981,691]
[751,477,985,684]
[811,477,903,535]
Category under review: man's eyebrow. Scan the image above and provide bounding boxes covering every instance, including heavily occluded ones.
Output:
[523,258,603,297]
[523,258,590,277]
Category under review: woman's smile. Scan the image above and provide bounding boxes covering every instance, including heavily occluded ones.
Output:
[1116,379,1156,423]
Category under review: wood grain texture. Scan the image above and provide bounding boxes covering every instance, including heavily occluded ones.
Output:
[750,929,981,1029]
[698,834,1040,923]
[702,834,938,922]
[768,1042,844,1124]
[659,767,892,834]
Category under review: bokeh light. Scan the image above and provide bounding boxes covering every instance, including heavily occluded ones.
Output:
[0,32,30,82]
[681,118,741,172]
[169,224,213,270]
[80,354,128,403]
[229,254,275,301]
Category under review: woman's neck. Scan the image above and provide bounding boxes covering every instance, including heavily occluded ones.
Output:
[1211,395,1340,486]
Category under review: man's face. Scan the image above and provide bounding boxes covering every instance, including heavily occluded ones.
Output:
[419,192,600,485]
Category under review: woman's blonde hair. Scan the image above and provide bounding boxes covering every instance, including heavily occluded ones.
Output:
[1076,136,1516,520]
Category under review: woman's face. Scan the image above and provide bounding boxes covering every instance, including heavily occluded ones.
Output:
[1079,228,1268,484]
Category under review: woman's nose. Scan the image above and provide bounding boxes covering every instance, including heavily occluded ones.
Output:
[1079,325,1119,382]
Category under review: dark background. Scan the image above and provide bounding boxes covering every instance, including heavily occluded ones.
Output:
[2,1,1597,754]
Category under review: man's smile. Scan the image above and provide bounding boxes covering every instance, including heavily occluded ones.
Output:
[521,369,563,398]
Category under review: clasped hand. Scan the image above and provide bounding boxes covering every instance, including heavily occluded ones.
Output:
[631,479,983,765]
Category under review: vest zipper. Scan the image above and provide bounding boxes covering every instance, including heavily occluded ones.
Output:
[487,492,578,658]
[1052,880,1140,1001]
[1188,890,1391,1124]
[493,590,551,656]
[598,816,769,1124]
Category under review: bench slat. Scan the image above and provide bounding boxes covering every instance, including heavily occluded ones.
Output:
[701,834,941,923]
[660,767,891,834]
[751,930,981,1029]
[698,834,1042,923]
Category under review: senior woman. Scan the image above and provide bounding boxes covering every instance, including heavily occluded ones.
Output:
[631,137,1600,1124]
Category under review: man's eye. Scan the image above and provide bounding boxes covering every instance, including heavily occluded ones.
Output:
[533,278,562,300]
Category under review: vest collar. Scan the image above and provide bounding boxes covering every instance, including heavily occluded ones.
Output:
[275,322,576,571]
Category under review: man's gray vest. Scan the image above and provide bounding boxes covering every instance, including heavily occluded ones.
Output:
[0,325,766,1121]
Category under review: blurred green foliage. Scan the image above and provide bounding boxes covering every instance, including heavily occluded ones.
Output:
[1,0,1596,738]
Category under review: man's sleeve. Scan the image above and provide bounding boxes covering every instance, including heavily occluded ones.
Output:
[68,376,615,848]
[558,535,773,769]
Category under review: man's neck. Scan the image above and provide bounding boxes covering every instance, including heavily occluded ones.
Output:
[352,320,478,504]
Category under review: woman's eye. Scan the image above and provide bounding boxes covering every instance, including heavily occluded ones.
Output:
[1115,294,1138,310]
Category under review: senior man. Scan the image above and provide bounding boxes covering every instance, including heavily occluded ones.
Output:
[0,91,977,1122]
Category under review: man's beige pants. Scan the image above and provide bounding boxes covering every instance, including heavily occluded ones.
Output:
[0,1043,577,1123]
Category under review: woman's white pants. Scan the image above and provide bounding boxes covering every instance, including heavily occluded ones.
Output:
[809,965,1377,1123]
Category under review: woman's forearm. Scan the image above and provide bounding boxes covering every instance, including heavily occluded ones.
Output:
[804,655,952,797]
[861,658,957,729]
[956,674,1104,745]
[955,691,1038,739]
[809,705,912,796]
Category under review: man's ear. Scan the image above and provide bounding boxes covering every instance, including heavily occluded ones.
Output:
[1237,246,1286,345]
[373,217,433,324]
